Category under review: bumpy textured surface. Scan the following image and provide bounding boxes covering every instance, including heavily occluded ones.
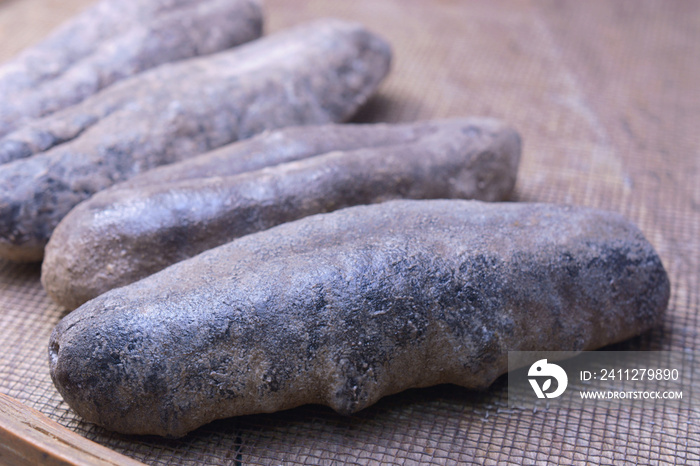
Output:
[0,19,392,262]
[49,200,669,437]
[0,0,263,142]
[1,1,697,464]
[112,120,494,190]
[42,118,520,309]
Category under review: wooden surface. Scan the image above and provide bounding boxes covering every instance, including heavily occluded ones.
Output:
[0,0,699,464]
[0,392,145,466]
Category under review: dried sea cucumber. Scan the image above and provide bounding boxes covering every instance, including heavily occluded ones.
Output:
[42,118,520,308]
[49,200,669,437]
[0,19,391,261]
[0,0,263,143]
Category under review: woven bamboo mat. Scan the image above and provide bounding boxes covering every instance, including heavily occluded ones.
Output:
[1,0,699,464]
